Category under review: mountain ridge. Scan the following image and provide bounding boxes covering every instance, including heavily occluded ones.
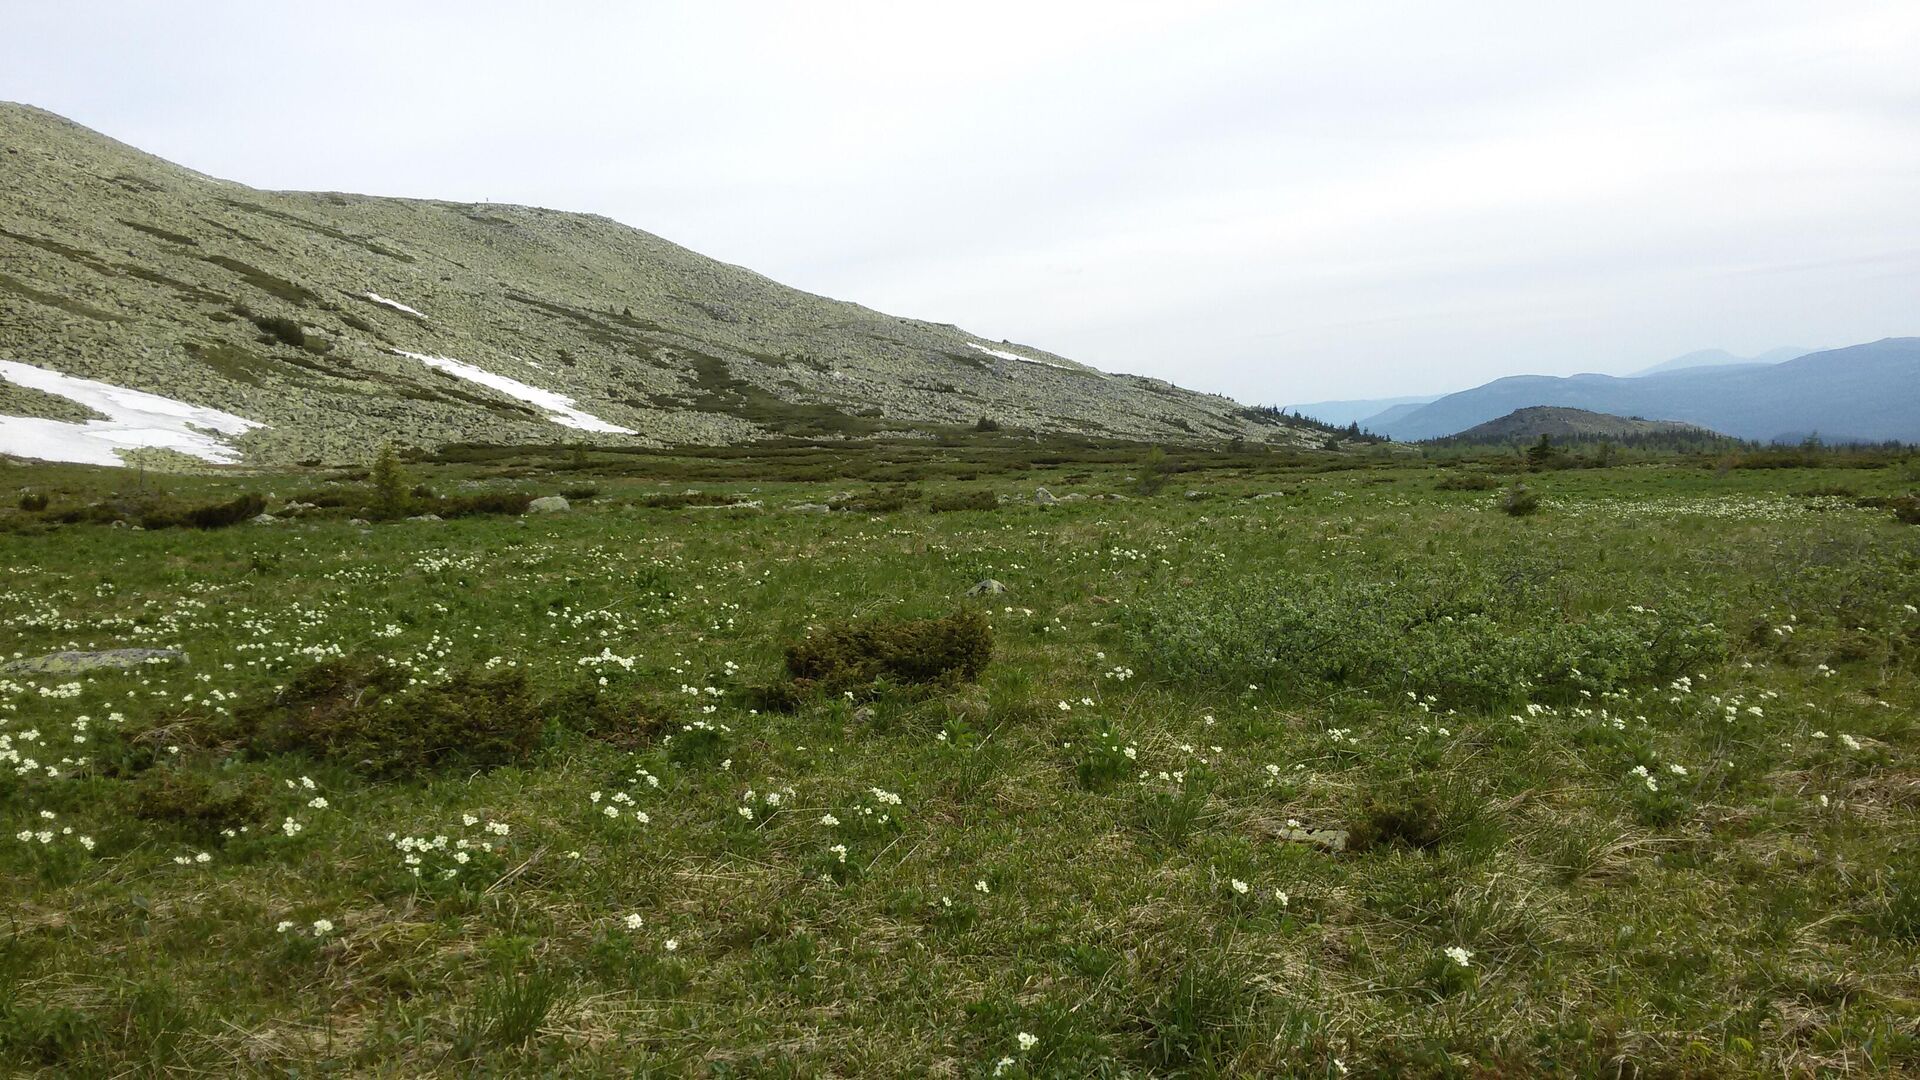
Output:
[1367,338,1920,442]
[1434,406,1722,444]
[0,103,1309,466]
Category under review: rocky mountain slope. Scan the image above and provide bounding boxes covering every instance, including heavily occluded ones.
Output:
[1368,339,1920,443]
[1434,406,1721,444]
[0,104,1307,466]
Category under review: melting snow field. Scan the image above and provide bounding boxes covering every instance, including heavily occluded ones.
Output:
[0,360,263,466]
[967,342,1071,370]
[393,350,635,434]
[365,293,427,319]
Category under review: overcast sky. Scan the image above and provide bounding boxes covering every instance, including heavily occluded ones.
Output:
[5,1,1916,404]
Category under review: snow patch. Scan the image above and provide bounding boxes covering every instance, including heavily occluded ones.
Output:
[0,360,262,466]
[365,293,427,319]
[967,342,1071,370]
[392,350,635,434]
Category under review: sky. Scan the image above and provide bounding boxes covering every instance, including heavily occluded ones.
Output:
[4,1,1917,405]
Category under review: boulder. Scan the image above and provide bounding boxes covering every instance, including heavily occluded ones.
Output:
[966,579,1009,596]
[528,496,570,513]
[1034,487,1058,506]
[1,648,187,675]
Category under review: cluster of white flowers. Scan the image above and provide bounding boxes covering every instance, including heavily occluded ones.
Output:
[12,809,94,851]
[389,815,509,880]
[276,917,336,937]
[578,647,639,672]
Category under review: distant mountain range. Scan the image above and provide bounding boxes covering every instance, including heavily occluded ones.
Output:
[1435,406,1720,445]
[1630,346,1815,377]
[1276,394,1436,428]
[1290,345,1823,436]
[1367,338,1919,443]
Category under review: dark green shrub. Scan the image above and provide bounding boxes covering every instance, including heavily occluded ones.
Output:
[642,491,736,509]
[16,492,48,512]
[973,416,1001,432]
[544,682,665,748]
[369,444,410,519]
[246,312,325,352]
[0,1000,99,1067]
[1890,495,1920,526]
[1435,472,1499,491]
[439,491,534,517]
[1499,483,1540,516]
[242,656,543,777]
[181,493,266,529]
[560,486,600,501]
[1137,446,1171,495]
[834,487,915,513]
[929,490,998,513]
[782,610,992,699]
[290,489,356,509]
[1347,784,1452,852]
[1526,434,1560,471]
[130,771,271,836]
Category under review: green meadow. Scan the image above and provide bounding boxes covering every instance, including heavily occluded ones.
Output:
[2,440,1917,1076]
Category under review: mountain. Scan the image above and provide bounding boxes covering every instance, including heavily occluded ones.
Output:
[1358,400,1437,431]
[1283,394,1436,428]
[1372,339,1920,443]
[1435,406,1721,444]
[1630,346,1815,377]
[0,104,1308,466]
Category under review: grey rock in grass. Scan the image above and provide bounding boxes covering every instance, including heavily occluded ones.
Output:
[251,513,279,524]
[1034,487,1058,506]
[407,513,443,522]
[528,496,571,513]
[1268,825,1349,853]
[966,578,1008,596]
[789,503,832,513]
[1,648,186,675]
[348,517,370,526]
[1059,492,1087,502]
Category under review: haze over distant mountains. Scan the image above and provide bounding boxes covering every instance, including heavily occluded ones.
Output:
[1288,345,1823,432]
[1630,346,1817,378]
[1366,338,1920,443]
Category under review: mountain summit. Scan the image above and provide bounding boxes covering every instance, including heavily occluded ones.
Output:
[0,104,1303,465]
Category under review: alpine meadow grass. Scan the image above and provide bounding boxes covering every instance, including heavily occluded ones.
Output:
[1,440,1917,1075]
